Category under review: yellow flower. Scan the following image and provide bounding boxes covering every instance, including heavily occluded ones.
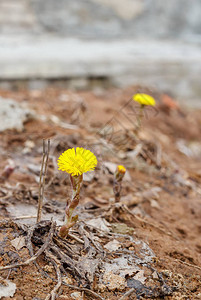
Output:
[133,93,155,106]
[117,165,126,174]
[58,147,97,176]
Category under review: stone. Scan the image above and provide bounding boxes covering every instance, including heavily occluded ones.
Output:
[0,97,34,132]
[133,270,146,284]
[103,271,126,291]
[70,292,82,300]
[0,278,16,298]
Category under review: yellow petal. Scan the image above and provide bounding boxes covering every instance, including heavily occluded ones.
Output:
[133,93,155,106]
[58,147,97,176]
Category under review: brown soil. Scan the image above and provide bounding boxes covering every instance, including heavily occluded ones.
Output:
[0,86,201,300]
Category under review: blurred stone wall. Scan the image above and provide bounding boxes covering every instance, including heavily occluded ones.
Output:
[0,0,201,106]
[0,0,201,41]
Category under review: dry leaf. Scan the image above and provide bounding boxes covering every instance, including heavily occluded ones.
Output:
[11,236,26,251]
[85,217,111,233]
[133,270,146,284]
[104,239,121,251]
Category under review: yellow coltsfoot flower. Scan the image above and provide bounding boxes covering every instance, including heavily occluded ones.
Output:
[132,93,156,132]
[114,165,126,203]
[133,93,155,106]
[117,165,126,174]
[58,147,97,176]
[58,147,97,238]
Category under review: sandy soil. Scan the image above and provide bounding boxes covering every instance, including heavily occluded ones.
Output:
[0,86,201,300]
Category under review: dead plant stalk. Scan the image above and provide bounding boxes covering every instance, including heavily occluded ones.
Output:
[37,139,50,223]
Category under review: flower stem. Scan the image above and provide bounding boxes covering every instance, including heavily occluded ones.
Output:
[59,174,83,238]
[137,104,144,130]
[113,166,126,203]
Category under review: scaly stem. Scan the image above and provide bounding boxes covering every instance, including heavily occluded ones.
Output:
[137,104,144,130]
[113,167,126,203]
[59,174,83,238]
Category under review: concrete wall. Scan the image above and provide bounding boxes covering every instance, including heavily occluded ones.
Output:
[0,0,201,106]
[1,0,201,41]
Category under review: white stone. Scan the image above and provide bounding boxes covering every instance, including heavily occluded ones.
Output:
[70,292,82,300]
[103,272,126,291]
[0,98,34,132]
[0,278,16,298]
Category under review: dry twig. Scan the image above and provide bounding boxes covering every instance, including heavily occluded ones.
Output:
[45,250,62,300]
[156,142,162,168]
[119,288,135,300]
[8,215,37,220]
[62,282,106,300]
[174,258,201,271]
[37,139,50,223]
[68,232,85,244]
[50,244,83,280]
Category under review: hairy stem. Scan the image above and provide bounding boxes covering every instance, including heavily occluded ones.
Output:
[59,174,83,238]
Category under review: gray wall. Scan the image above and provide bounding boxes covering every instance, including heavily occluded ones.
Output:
[0,0,201,107]
[1,0,201,41]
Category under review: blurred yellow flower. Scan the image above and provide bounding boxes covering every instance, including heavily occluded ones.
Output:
[133,93,155,106]
[58,147,97,176]
[117,165,126,174]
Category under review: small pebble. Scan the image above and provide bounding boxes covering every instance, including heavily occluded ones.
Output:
[70,291,82,299]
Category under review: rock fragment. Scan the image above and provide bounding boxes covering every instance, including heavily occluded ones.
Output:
[103,271,126,291]
[0,97,34,132]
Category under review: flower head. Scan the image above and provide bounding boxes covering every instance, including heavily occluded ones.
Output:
[117,165,126,174]
[115,165,126,182]
[133,93,155,106]
[58,147,97,176]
